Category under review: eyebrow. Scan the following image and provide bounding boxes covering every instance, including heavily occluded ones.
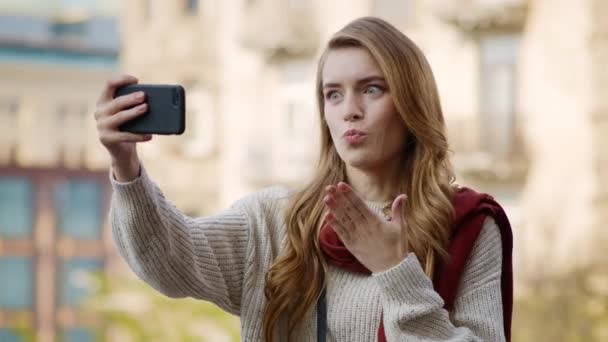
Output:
[322,76,387,90]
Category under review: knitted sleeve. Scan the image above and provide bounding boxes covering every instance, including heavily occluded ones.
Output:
[109,165,253,316]
[373,217,505,341]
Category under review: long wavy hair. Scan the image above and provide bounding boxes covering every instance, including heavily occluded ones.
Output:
[263,16,456,341]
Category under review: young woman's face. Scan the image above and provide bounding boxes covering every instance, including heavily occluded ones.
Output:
[322,47,408,171]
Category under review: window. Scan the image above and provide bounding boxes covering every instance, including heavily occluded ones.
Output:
[479,34,520,157]
[285,103,296,135]
[0,257,33,309]
[61,328,95,342]
[281,60,308,84]
[287,0,307,9]
[143,0,152,20]
[0,178,33,239]
[182,85,216,157]
[54,180,103,240]
[373,0,412,23]
[51,21,86,38]
[186,0,199,14]
[0,330,21,342]
[280,60,314,139]
[0,170,108,339]
[0,97,19,163]
[58,258,102,306]
[276,59,316,172]
[0,96,19,114]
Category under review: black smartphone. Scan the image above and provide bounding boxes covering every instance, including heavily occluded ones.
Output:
[114,84,186,135]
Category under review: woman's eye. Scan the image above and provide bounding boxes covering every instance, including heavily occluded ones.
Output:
[326,91,342,101]
[365,85,383,95]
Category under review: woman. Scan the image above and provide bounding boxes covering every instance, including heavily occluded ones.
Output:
[96,17,512,341]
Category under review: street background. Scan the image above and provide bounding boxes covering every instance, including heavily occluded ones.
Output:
[0,0,607,341]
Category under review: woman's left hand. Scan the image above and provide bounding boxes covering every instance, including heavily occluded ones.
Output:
[323,182,409,273]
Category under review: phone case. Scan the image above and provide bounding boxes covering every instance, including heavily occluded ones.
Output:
[115,84,186,135]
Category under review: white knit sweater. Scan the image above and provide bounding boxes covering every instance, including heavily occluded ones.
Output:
[109,166,506,341]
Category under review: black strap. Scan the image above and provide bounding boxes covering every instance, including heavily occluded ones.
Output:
[317,288,327,342]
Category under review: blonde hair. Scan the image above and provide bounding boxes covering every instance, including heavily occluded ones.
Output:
[263,16,456,341]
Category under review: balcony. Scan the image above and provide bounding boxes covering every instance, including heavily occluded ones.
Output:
[240,0,319,60]
[433,0,529,33]
[448,116,529,185]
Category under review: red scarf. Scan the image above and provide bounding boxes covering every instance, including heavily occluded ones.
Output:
[319,186,513,341]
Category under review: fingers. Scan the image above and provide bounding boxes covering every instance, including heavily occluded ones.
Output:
[96,102,148,147]
[324,212,352,242]
[323,188,351,241]
[104,102,148,128]
[97,74,138,106]
[99,131,152,146]
[323,182,370,244]
[335,182,374,223]
[324,187,359,228]
[96,90,146,120]
[97,99,151,147]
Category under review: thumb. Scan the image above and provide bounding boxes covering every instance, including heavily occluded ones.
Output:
[391,194,407,223]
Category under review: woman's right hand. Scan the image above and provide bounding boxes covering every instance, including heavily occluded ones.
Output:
[95,74,152,182]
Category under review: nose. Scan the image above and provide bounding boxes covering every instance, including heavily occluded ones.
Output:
[343,94,363,122]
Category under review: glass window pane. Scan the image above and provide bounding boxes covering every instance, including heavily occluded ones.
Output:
[187,0,199,13]
[51,21,86,37]
[480,34,520,157]
[0,329,23,342]
[59,258,102,306]
[0,177,33,239]
[374,0,412,23]
[55,180,102,240]
[0,257,33,309]
[62,328,95,342]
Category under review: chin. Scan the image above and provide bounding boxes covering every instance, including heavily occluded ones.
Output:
[342,155,376,170]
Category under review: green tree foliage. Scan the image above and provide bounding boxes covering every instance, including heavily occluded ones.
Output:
[513,267,608,342]
[84,272,240,342]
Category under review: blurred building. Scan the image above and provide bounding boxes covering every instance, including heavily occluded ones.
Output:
[0,1,121,341]
[125,0,607,285]
[1,0,607,341]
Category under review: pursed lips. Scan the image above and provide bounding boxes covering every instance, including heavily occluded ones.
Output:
[342,129,368,144]
[342,129,367,137]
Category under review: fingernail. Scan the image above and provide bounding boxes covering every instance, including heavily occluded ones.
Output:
[338,183,349,192]
[135,91,144,99]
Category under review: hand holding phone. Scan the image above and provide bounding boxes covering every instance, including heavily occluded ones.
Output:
[95,75,151,182]
[114,84,186,135]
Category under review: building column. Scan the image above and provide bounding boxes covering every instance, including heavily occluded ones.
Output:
[518,0,596,282]
[590,0,608,268]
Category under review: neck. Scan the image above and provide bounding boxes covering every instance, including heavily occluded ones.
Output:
[344,160,403,203]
